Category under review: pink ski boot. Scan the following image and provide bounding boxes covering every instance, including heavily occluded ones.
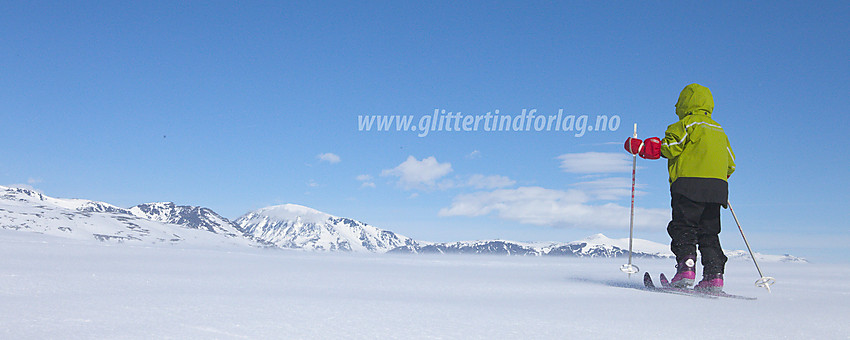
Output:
[695,273,724,293]
[670,255,696,288]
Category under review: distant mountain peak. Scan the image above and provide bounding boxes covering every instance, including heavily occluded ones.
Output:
[582,233,611,242]
[253,204,334,225]
[235,205,413,253]
[130,202,244,237]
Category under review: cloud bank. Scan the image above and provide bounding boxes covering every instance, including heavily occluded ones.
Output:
[439,186,668,230]
[557,152,632,173]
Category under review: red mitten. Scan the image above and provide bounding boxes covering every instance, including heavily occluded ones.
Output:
[624,137,643,155]
[639,137,661,159]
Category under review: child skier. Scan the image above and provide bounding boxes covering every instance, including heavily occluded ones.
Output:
[625,83,735,292]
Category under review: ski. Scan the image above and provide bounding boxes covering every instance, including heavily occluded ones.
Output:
[652,272,757,300]
[687,287,758,300]
[643,272,717,299]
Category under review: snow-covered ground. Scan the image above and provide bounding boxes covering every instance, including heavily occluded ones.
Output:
[1,230,846,339]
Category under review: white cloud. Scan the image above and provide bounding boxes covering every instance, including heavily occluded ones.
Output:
[435,174,516,191]
[465,174,516,189]
[557,152,632,174]
[27,178,43,185]
[572,177,641,201]
[381,156,453,190]
[439,186,668,230]
[466,150,482,159]
[317,153,341,164]
[356,174,376,188]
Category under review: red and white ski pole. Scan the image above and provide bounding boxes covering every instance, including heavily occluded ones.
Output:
[728,200,776,293]
[620,123,640,276]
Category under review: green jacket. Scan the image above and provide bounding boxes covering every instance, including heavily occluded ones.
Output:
[660,84,736,201]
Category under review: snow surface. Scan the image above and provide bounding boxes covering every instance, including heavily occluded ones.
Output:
[0,230,845,339]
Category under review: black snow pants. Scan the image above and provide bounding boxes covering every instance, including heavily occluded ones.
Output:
[667,193,728,275]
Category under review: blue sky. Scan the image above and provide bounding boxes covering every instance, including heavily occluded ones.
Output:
[2,1,848,260]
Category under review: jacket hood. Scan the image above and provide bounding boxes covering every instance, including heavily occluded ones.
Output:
[675,83,714,119]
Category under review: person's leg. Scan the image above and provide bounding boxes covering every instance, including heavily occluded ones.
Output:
[697,202,728,275]
[667,194,703,261]
[667,194,703,287]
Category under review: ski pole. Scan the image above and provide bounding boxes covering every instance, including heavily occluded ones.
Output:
[728,200,776,293]
[620,123,640,276]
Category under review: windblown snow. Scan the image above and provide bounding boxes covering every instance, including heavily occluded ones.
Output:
[0,229,846,339]
[0,185,838,338]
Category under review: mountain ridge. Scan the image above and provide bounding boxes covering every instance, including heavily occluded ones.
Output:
[0,185,253,247]
[0,185,807,262]
[234,204,417,253]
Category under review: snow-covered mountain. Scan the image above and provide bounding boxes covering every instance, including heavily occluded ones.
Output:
[234,204,417,253]
[390,240,542,256]
[724,250,808,264]
[130,202,244,237]
[389,233,808,263]
[388,234,668,258]
[0,185,807,262]
[0,186,252,247]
